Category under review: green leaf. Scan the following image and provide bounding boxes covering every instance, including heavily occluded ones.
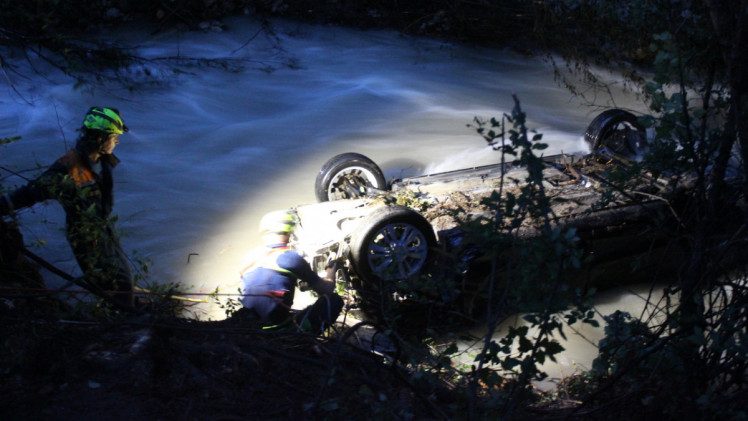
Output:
[543,340,564,357]
[443,343,458,355]
[584,319,600,328]
[501,357,520,370]
[518,335,533,353]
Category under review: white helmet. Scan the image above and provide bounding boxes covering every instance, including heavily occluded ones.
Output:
[258,209,296,234]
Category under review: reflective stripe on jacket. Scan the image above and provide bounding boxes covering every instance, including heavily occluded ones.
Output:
[60,151,97,189]
[239,246,295,278]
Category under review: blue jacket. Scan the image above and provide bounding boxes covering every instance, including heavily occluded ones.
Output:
[239,244,326,322]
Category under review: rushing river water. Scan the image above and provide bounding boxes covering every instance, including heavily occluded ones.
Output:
[1,16,654,388]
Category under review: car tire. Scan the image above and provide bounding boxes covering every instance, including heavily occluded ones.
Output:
[584,109,648,158]
[348,205,437,320]
[315,153,387,202]
[350,205,436,282]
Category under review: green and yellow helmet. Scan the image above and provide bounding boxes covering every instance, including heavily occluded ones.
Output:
[83,107,128,134]
[258,210,296,235]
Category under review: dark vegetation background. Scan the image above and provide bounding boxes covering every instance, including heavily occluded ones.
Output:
[1,1,747,420]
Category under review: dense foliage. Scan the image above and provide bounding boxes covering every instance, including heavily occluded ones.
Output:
[541,1,748,419]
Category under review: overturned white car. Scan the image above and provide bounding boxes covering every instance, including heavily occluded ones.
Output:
[287,109,656,314]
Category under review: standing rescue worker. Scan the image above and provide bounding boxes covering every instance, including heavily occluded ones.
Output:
[239,210,343,334]
[0,107,133,307]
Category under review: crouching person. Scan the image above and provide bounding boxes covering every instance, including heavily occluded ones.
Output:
[239,210,343,334]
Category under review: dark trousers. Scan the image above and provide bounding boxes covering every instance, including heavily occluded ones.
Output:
[71,225,133,307]
[294,293,344,334]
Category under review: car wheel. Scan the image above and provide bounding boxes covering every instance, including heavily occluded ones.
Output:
[315,153,387,202]
[584,109,648,159]
[350,205,436,282]
[349,205,437,320]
